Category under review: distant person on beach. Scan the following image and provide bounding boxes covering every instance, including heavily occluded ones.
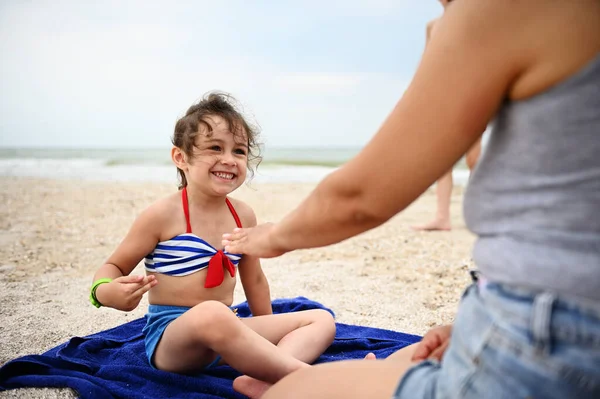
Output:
[413,5,482,232]
[411,143,480,231]
[223,0,600,397]
[89,92,335,384]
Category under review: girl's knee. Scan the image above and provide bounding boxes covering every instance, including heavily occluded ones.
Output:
[189,301,238,341]
[310,309,334,323]
[193,299,231,316]
[309,309,336,340]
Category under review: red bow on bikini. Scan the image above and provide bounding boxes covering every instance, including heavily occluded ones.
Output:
[205,250,236,288]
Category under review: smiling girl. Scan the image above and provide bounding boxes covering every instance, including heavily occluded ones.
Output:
[89,92,335,385]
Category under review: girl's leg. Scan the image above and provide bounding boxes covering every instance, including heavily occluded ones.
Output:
[465,137,482,171]
[153,300,313,383]
[232,309,336,398]
[235,326,416,399]
[240,308,336,363]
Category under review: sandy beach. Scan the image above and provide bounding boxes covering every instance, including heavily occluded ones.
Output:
[0,176,476,398]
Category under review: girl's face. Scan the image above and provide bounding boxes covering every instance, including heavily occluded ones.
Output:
[177,115,248,196]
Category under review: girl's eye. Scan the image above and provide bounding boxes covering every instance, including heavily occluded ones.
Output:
[210,145,222,151]
[234,149,247,155]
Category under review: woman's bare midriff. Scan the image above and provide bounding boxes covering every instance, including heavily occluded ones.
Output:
[147,271,236,308]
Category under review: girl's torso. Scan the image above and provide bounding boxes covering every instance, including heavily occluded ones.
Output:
[145,187,243,307]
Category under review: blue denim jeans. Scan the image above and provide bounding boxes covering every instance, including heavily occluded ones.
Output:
[394,282,600,398]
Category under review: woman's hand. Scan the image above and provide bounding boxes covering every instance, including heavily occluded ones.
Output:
[222,223,287,258]
[412,324,453,362]
[95,274,157,312]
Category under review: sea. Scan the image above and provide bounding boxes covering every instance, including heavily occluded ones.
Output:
[0,147,471,185]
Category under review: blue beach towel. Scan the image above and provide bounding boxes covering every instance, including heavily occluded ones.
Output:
[0,297,421,399]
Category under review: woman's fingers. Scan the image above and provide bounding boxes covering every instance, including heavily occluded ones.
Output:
[222,228,249,252]
[411,334,441,361]
[411,325,452,361]
[429,340,450,361]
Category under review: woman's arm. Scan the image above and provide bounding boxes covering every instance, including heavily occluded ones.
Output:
[224,0,529,256]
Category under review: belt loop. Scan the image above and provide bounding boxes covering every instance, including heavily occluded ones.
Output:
[469,269,488,289]
[469,269,480,283]
[531,292,556,355]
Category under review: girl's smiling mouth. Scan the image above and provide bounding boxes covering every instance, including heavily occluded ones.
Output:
[212,171,236,180]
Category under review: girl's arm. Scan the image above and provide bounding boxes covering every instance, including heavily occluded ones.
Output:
[224,0,528,256]
[93,203,163,310]
[239,255,272,316]
[235,203,273,316]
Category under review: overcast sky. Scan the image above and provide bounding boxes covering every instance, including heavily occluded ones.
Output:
[0,1,441,149]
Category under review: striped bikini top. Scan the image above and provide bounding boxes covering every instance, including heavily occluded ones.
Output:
[144,187,243,288]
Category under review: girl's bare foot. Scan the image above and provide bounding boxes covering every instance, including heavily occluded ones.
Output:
[411,219,451,231]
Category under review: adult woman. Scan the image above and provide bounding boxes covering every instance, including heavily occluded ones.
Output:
[224,0,600,397]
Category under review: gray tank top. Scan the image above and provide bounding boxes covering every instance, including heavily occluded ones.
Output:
[464,52,600,303]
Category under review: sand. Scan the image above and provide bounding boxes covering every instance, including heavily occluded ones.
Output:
[0,176,476,398]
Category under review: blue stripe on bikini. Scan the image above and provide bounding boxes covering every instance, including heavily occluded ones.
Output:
[145,253,180,261]
[160,263,210,276]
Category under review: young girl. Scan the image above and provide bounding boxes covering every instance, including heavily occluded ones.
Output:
[89,92,336,384]
[223,0,600,398]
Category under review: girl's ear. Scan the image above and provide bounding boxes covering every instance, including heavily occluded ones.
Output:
[171,147,187,171]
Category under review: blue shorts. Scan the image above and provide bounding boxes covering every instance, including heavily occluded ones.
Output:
[142,304,224,370]
[393,282,600,399]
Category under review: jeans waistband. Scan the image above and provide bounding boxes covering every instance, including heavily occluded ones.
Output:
[470,269,600,317]
[481,282,600,319]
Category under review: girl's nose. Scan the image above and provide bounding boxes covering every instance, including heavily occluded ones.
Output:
[220,152,236,165]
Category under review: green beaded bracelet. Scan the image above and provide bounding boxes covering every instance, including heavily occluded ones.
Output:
[89,278,112,308]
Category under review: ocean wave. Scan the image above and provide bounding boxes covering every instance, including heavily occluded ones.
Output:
[104,158,172,167]
[0,147,471,185]
[0,157,471,186]
[0,158,338,184]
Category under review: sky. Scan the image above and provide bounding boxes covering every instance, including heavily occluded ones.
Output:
[0,1,442,149]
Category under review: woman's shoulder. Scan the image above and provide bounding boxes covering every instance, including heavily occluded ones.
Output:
[444,0,600,101]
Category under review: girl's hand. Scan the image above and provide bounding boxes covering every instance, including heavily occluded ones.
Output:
[222,223,286,258]
[95,274,157,312]
[412,324,453,362]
